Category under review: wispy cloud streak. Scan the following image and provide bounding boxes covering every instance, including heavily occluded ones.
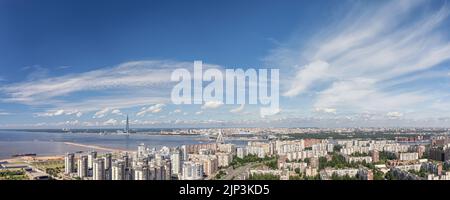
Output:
[269,0,450,116]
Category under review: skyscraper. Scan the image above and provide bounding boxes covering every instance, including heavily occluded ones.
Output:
[202,156,219,176]
[121,152,131,179]
[181,161,204,180]
[137,143,146,158]
[104,153,112,180]
[155,165,164,180]
[170,149,182,177]
[154,153,163,166]
[125,115,130,134]
[64,153,75,174]
[77,155,88,179]
[88,151,97,170]
[181,145,188,161]
[148,164,157,180]
[122,153,129,169]
[134,165,149,180]
[236,147,248,159]
[112,160,125,180]
[164,161,172,180]
[93,158,105,180]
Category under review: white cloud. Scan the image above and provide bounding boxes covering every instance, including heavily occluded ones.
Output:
[387,112,404,119]
[201,101,223,109]
[230,104,245,113]
[58,65,71,69]
[53,110,65,116]
[111,109,123,116]
[0,112,10,115]
[0,60,221,106]
[75,112,83,117]
[23,65,49,81]
[47,96,168,114]
[173,109,182,113]
[313,78,427,113]
[64,120,80,125]
[93,108,110,118]
[0,60,221,123]
[103,118,118,126]
[283,60,330,97]
[36,109,82,117]
[0,60,212,116]
[64,110,83,117]
[1,61,174,104]
[93,108,123,119]
[268,0,450,116]
[195,111,203,115]
[136,104,165,116]
[3,1,450,128]
[314,107,336,114]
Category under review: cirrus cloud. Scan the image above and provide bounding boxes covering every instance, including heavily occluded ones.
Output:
[267,0,450,119]
[136,104,165,116]
[201,101,224,109]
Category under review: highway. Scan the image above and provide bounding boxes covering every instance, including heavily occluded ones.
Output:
[220,163,260,180]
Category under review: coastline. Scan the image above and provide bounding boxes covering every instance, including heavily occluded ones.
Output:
[0,155,64,163]
[0,142,133,163]
[63,142,132,153]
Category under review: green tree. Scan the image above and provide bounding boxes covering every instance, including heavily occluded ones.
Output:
[248,173,280,180]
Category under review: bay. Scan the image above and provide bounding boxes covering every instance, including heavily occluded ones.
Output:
[0,130,246,159]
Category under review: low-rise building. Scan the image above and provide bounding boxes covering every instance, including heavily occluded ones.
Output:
[346,156,373,164]
[427,172,450,180]
[216,152,233,167]
[399,152,419,161]
[305,167,318,177]
[181,161,204,180]
[394,164,422,172]
[236,147,248,159]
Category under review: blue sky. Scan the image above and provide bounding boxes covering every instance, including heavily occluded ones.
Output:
[1,0,450,128]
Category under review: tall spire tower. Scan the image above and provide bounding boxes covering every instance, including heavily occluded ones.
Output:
[125,115,130,134]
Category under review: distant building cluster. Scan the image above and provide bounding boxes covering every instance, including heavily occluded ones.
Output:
[61,129,450,181]
[64,130,236,180]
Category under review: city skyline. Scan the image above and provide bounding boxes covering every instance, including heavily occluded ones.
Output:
[11,130,450,181]
[1,0,450,128]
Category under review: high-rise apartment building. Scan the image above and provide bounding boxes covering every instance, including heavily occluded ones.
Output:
[181,161,204,180]
[64,153,75,174]
[77,155,88,179]
[134,165,149,180]
[104,153,112,180]
[170,150,182,177]
[93,158,105,180]
[88,151,97,169]
[112,160,126,180]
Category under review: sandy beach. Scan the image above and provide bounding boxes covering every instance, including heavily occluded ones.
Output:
[63,142,132,153]
[0,155,64,163]
[0,142,133,163]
